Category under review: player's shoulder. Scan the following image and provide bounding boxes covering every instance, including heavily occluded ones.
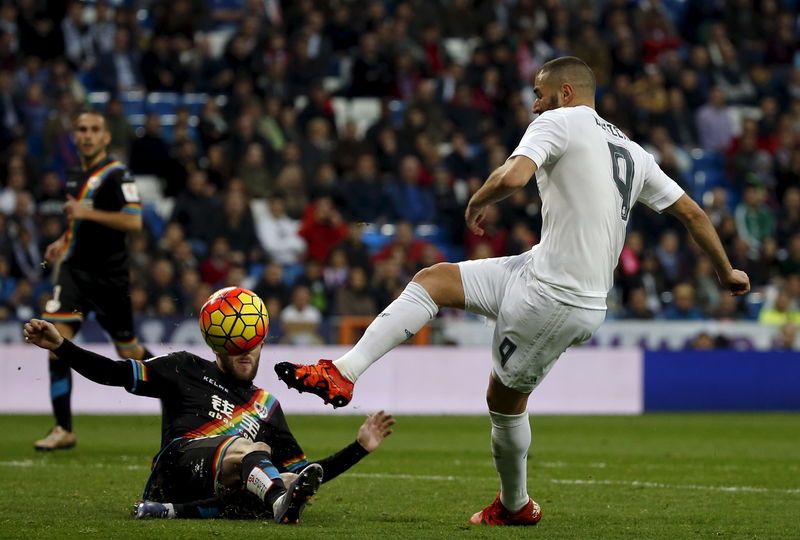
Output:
[144,350,209,368]
[105,160,133,182]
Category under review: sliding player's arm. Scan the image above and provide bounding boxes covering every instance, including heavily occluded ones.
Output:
[23,319,132,386]
[311,410,395,483]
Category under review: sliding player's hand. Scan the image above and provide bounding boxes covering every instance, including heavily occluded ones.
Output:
[356,410,395,453]
[23,319,64,351]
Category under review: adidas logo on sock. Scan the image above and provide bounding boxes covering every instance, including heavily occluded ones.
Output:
[404,329,414,339]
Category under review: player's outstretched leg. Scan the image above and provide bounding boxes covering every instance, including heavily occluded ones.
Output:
[275,266,454,406]
[468,492,542,526]
[272,463,323,524]
[274,360,354,408]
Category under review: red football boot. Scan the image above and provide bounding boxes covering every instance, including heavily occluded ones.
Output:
[468,493,542,526]
[274,360,354,408]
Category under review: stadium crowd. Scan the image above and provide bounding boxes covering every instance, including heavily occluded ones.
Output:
[0,0,798,348]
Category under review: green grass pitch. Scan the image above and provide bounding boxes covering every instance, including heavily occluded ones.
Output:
[0,414,798,539]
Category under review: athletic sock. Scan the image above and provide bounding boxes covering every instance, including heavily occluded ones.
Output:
[49,355,72,432]
[490,410,531,513]
[241,451,286,511]
[333,281,438,382]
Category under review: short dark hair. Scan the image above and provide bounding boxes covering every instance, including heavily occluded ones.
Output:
[74,108,108,127]
[538,56,596,95]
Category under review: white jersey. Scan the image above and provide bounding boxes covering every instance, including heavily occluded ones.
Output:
[510,105,684,310]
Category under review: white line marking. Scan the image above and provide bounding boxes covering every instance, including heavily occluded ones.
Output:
[3,462,797,495]
[348,472,800,495]
[549,478,800,495]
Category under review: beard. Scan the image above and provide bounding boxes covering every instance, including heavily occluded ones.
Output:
[540,92,560,113]
[217,353,259,382]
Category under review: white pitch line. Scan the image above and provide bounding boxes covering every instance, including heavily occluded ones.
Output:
[2,462,797,495]
[348,472,800,495]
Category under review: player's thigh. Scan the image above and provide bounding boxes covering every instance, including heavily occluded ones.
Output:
[457,252,529,319]
[42,265,89,327]
[92,273,138,348]
[491,283,605,393]
[144,435,240,503]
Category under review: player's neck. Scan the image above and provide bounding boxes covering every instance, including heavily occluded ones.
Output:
[81,151,108,171]
[564,99,595,109]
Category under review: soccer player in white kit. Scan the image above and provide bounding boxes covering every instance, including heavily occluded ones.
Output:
[276,57,751,525]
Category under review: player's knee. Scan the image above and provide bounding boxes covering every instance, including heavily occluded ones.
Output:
[412,263,463,308]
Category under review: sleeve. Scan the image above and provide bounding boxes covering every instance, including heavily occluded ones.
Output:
[509,111,569,169]
[311,441,370,484]
[264,404,310,473]
[96,167,142,216]
[125,352,185,398]
[636,151,685,213]
[52,339,132,387]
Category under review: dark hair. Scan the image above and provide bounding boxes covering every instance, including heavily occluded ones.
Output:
[538,56,596,94]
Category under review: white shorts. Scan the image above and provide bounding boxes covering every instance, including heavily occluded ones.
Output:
[457,252,606,393]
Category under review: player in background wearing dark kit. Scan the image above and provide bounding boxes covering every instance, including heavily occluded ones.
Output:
[36,111,152,451]
[275,57,751,525]
[22,317,395,523]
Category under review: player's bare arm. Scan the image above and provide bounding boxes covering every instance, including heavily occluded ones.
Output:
[665,194,750,296]
[63,194,143,232]
[466,155,538,235]
[44,234,67,263]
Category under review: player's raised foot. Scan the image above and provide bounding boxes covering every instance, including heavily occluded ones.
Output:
[272,463,324,524]
[468,493,542,526]
[274,360,354,408]
[34,425,76,451]
[132,500,174,519]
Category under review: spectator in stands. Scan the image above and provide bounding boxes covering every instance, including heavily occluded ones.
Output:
[758,288,800,326]
[655,230,683,286]
[104,97,133,161]
[622,287,655,319]
[200,237,234,287]
[341,153,388,223]
[255,194,305,266]
[662,283,706,320]
[129,113,176,187]
[299,195,348,264]
[371,221,443,274]
[662,88,697,148]
[777,187,800,248]
[171,170,221,251]
[774,322,798,350]
[253,261,292,309]
[237,142,273,199]
[280,284,323,345]
[385,155,435,224]
[215,189,260,263]
[94,27,141,92]
[695,86,733,152]
[780,236,800,277]
[734,184,775,258]
[323,247,349,291]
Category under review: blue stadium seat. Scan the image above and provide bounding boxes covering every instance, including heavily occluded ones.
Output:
[181,93,207,116]
[146,92,180,116]
[121,90,145,117]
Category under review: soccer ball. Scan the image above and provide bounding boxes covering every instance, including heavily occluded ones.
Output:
[199,287,270,355]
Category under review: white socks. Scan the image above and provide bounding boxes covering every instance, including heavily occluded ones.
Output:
[490,410,531,512]
[334,281,439,382]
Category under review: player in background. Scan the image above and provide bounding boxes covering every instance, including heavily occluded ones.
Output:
[22,316,394,523]
[275,57,750,526]
[36,110,152,451]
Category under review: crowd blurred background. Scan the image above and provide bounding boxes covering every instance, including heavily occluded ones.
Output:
[0,0,798,347]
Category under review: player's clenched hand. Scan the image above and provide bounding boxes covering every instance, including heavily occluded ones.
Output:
[44,237,65,263]
[23,319,64,350]
[356,410,395,453]
[63,195,89,221]
[720,269,750,296]
[465,204,486,236]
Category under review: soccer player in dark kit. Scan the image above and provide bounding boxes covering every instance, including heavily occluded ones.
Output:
[22,317,395,523]
[37,110,152,451]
